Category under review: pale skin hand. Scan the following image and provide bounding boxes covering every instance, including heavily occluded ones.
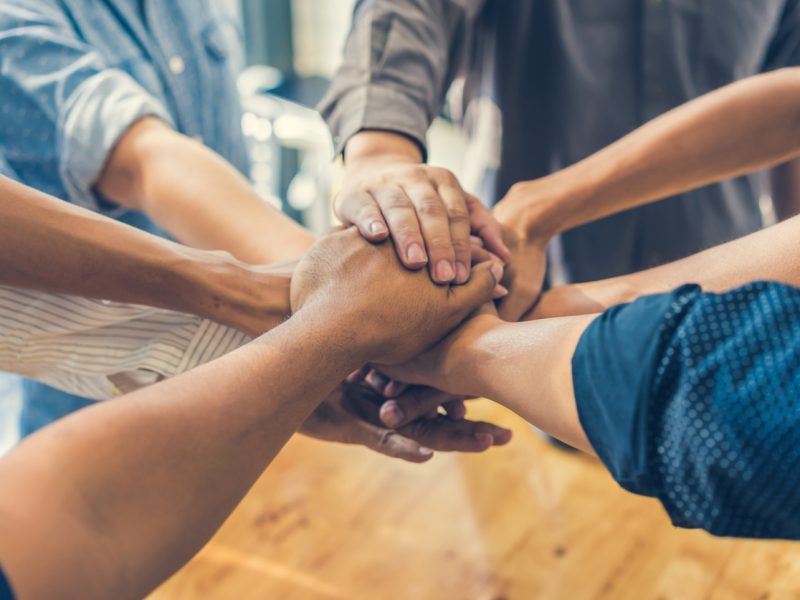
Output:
[97,117,316,265]
[338,131,511,284]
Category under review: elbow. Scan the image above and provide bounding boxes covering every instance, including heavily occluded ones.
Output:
[94,116,173,212]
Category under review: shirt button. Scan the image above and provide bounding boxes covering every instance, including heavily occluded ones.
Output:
[169,56,185,75]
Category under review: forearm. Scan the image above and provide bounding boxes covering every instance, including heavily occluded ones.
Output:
[534,213,800,319]
[0,175,288,334]
[345,130,423,164]
[0,313,354,600]
[508,68,800,239]
[441,315,596,451]
[97,117,315,265]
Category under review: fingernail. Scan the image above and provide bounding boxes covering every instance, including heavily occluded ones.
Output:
[455,261,469,283]
[419,447,434,456]
[407,243,427,264]
[493,285,509,299]
[381,401,405,427]
[475,433,494,447]
[369,221,387,236]
[495,428,513,444]
[490,262,504,282]
[384,381,405,397]
[436,260,456,282]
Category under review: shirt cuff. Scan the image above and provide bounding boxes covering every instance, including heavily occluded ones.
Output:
[572,285,702,497]
[319,83,431,160]
[57,69,175,212]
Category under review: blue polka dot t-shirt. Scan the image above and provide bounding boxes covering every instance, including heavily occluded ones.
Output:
[573,282,800,539]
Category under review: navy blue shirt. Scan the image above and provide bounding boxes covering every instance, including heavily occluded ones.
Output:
[574,282,800,538]
[0,565,14,600]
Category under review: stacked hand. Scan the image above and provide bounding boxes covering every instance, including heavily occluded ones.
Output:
[291,227,503,365]
[336,131,511,285]
[288,228,511,460]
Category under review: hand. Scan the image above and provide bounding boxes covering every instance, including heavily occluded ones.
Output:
[337,131,511,284]
[300,383,512,463]
[290,228,502,365]
[377,309,501,397]
[494,227,548,322]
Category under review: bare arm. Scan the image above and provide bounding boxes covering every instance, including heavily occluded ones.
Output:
[97,117,315,265]
[531,212,800,319]
[378,310,596,453]
[496,67,800,242]
[0,229,498,600]
[319,0,509,282]
[0,175,289,336]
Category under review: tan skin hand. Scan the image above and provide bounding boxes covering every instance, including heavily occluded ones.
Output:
[491,178,565,322]
[338,131,511,285]
[290,228,502,366]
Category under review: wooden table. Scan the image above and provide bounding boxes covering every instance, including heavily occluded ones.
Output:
[150,401,800,600]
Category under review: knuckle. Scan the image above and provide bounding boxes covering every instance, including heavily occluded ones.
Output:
[434,167,459,186]
[416,198,447,219]
[451,237,471,256]
[410,165,429,179]
[381,192,413,212]
[447,208,470,226]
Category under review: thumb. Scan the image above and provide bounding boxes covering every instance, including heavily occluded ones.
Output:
[449,261,502,320]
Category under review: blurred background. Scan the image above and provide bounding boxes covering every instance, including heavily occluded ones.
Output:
[0,0,469,453]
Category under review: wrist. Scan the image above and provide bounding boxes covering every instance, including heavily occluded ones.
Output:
[496,167,599,242]
[441,314,505,396]
[168,249,291,336]
[344,130,423,167]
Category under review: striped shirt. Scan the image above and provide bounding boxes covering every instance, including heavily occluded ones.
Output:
[0,286,251,401]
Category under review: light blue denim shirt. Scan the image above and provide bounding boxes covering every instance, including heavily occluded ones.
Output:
[0,0,251,436]
[0,0,249,216]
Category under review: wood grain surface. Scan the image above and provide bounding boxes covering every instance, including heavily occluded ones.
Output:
[150,400,800,600]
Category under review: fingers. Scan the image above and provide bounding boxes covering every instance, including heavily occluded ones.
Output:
[362,424,435,463]
[380,387,466,428]
[404,183,457,283]
[346,384,512,457]
[372,187,429,270]
[335,191,390,242]
[467,195,512,264]
[469,245,509,299]
[450,261,503,322]
[399,416,513,453]
[437,179,473,284]
[497,277,542,321]
[442,398,467,420]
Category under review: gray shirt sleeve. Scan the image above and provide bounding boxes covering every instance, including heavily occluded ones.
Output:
[318,0,486,158]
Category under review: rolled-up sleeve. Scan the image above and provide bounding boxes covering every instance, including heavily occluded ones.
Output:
[0,2,173,211]
[573,282,800,539]
[318,0,485,158]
